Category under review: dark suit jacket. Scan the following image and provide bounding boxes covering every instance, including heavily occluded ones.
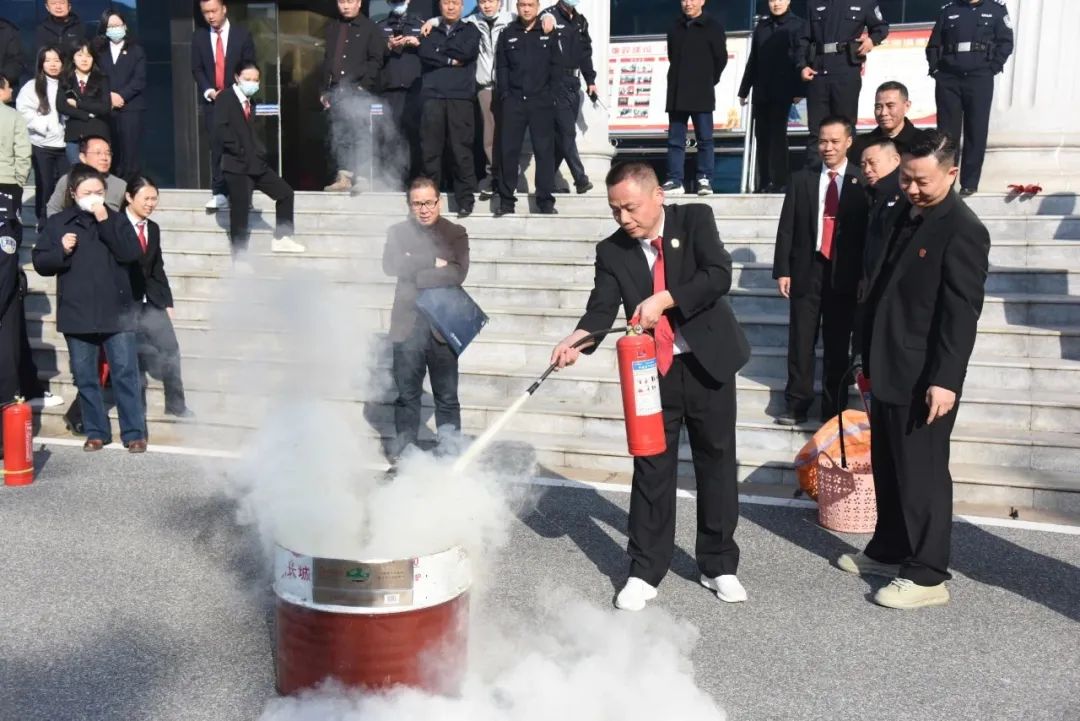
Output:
[35,14,87,59]
[98,40,147,112]
[383,216,470,343]
[213,87,267,176]
[576,203,750,383]
[127,217,173,310]
[190,23,256,104]
[322,15,384,93]
[848,117,920,165]
[57,70,112,143]
[773,163,868,296]
[862,168,904,289]
[860,191,989,404]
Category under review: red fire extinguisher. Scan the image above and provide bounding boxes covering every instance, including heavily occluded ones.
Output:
[3,396,34,486]
[616,328,666,457]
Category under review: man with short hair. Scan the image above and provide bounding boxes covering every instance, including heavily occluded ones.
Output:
[849,81,920,164]
[773,115,868,425]
[541,0,596,195]
[840,129,990,609]
[47,136,126,216]
[321,0,385,193]
[417,0,481,218]
[383,176,470,460]
[191,0,256,211]
[34,0,86,59]
[494,0,560,216]
[860,138,903,279]
[551,162,751,612]
[662,0,727,196]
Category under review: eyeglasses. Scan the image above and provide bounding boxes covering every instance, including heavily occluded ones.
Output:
[409,200,439,210]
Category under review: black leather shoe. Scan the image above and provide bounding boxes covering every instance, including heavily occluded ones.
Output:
[775,410,808,426]
[538,206,558,215]
[494,206,514,217]
[959,187,977,197]
[576,181,594,194]
[457,205,474,219]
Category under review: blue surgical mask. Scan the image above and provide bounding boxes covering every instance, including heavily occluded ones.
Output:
[390,2,409,15]
[239,80,260,97]
[106,27,127,43]
[562,0,579,7]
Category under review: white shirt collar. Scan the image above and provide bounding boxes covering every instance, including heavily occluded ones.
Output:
[214,19,231,36]
[126,209,146,229]
[637,209,667,254]
[822,160,848,179]
[233,83,250,105]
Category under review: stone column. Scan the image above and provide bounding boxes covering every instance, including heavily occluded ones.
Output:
[980,0,1080,192]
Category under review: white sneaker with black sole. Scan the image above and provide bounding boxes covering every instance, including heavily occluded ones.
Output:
[661,181,685,196]
[615,577,658,611]
[700,574,748,603]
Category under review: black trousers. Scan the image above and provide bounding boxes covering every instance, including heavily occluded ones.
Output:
[421,98,478,209]
[935,71,994,190]
[30,146,69,228]
[392,316,460,454]
[864,395,958,587]
[224,169,295,252]
[786,254,855,418]
[497,94,556,211]
[629,354,740,587]
[553,78,588,188]
[110,110,145,180]
[327,86,374,181]
[380,87,423,188]
[201,103,227,196]
[806,72,861,153]
[136,304,186,414]
[753,99,792,190]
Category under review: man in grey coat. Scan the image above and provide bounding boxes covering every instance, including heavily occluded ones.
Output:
[47,135,127,216]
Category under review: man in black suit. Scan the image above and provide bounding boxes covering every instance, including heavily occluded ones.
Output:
[848,81,921,165]
[213,63,303,261]
[773,115,868,425]
[191,0,255,211]
[840,130,989,610]
[551,161,752,612]
[860,137,902,280]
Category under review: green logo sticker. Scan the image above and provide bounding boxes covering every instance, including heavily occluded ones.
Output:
[346,567,371,582]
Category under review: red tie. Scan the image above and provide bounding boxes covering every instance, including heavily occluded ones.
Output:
[137,221,147,253]
[214,31,226,92]
[243,101,252,121]
[650,237,676,376]
[821,170,839,260]
[78,79,86,93]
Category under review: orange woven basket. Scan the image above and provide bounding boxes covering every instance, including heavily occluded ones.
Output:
[794,410,877,533]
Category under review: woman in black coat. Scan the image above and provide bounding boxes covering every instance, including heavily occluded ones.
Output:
[96,8,147,179]
[57,40,111,164]
[738,0,805,193]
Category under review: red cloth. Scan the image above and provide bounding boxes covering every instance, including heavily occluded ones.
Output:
[821,170,839,260]
[214,31,226,92]
[650,237,676,376]
[137,221,147,253]
[78,79,86,94]
[243,100,251,121]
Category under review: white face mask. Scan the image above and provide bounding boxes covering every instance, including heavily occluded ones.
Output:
[76,194,105,213]
[390,2,409,15]
[239,80,260,97]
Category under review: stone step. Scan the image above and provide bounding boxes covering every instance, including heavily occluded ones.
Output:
[23,188,1080,217]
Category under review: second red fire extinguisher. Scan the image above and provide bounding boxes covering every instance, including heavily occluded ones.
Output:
[3,396,35,487]
[616,328,666,457]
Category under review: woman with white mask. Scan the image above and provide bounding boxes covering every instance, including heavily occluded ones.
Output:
[95,7,148,179]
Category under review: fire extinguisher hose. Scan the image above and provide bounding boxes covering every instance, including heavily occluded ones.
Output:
[526,326,635,395]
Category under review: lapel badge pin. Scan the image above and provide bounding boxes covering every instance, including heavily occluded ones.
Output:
[918,248,927,258]
[670,238,680,249]
[850,177,857,184]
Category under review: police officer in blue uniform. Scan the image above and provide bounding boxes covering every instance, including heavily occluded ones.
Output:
[0,189,23,436]
[927,0,1013,195]
[796,1,889,144]
[494,0,561,216]
[541,0,595,194]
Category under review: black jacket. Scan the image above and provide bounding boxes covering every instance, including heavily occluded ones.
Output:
[57,69,111,143]
[666,12,728,114]
[495,20,560,100]
[848,116,920,164]
[213,87,267,176]
[862,167,904,284]
[773,163,869,296]
[927,0,1014,77]
[32,206,143,335]
[796,0,888,75]
[190,23,256,104]
[35,13,87,59]
[378,13,425,92]
[0,217,18,325]
[860,192,989,403]
[322,14,384,93]
[542,2,596,86]
[738,12,804,103]
[127,216,173,310]
[576,203,751,383]
[418,21,481,101]
[0,18,24,85]
[98,40,147,113]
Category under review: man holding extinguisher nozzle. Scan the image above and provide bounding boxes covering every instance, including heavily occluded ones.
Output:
[551,162,751,612]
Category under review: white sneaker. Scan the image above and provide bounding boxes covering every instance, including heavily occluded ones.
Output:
[614,577,658,612]
[700,574,748,603]
[30,392,65,409]
[204,194,229,210]
[271,236,306,253]
[660,181,685,196]
[697,179,713,196]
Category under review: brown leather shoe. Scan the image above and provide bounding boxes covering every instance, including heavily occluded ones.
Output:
[125,440,148,454]
[83,439,105,452]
